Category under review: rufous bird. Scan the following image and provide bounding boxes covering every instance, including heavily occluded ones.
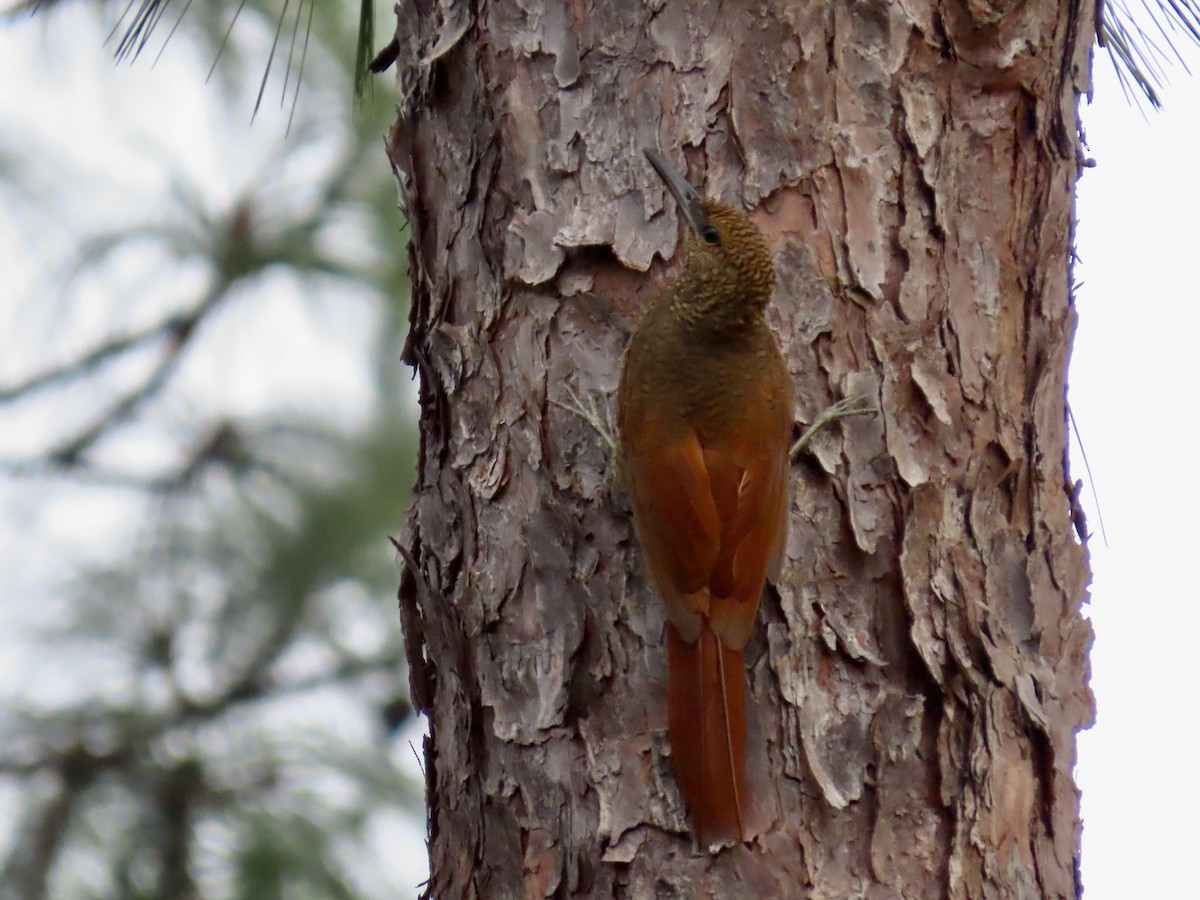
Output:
[618,150,794,847]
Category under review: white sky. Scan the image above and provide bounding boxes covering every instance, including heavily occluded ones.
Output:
[1073,59,1200,897]
[1,11,1196,897]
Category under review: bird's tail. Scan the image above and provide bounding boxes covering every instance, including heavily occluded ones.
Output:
[665,618,747,847]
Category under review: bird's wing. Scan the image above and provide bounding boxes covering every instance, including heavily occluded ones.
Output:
[702,436,790,650]
[624,431,721,644]
[625,427,789,650]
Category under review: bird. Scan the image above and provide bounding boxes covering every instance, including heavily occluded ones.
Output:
[617,150,794,847]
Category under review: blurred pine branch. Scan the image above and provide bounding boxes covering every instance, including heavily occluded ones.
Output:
[0,2,421,896]
[1099,0,1200,107]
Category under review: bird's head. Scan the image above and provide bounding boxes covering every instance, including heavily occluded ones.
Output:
[644,149,774,311]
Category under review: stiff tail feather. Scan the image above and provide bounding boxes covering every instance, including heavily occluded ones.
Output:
[665,619,747,846]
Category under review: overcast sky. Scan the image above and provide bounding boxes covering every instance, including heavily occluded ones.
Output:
[1073,56,1200,897]
[1,12,1196,896]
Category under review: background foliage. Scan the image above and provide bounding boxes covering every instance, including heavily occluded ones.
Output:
[0,1,423,897]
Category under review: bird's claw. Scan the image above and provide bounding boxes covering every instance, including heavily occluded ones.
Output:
[790,394,875,461]
[552,386,618,456]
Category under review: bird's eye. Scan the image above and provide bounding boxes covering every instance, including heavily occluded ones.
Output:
[700,224,721,245]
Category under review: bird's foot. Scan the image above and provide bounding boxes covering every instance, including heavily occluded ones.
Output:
[790,394,875,461]
[552,386,618,455]
[552,387,626,491]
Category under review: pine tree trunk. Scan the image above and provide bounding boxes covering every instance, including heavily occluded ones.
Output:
[387,1,1095,895]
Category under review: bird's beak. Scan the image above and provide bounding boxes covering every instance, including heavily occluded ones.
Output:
[644,149,708,237]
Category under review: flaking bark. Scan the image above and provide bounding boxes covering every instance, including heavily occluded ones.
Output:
[387,0,1095,896]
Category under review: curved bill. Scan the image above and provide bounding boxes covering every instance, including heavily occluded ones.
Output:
[644,149,709,237]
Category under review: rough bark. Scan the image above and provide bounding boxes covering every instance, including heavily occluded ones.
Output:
[387,0,1095,896]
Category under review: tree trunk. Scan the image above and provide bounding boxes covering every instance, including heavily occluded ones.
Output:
[387,0,1095,896]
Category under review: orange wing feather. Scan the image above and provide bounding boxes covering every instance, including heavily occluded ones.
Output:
[624,434,720,643]
[625,422,789,845]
